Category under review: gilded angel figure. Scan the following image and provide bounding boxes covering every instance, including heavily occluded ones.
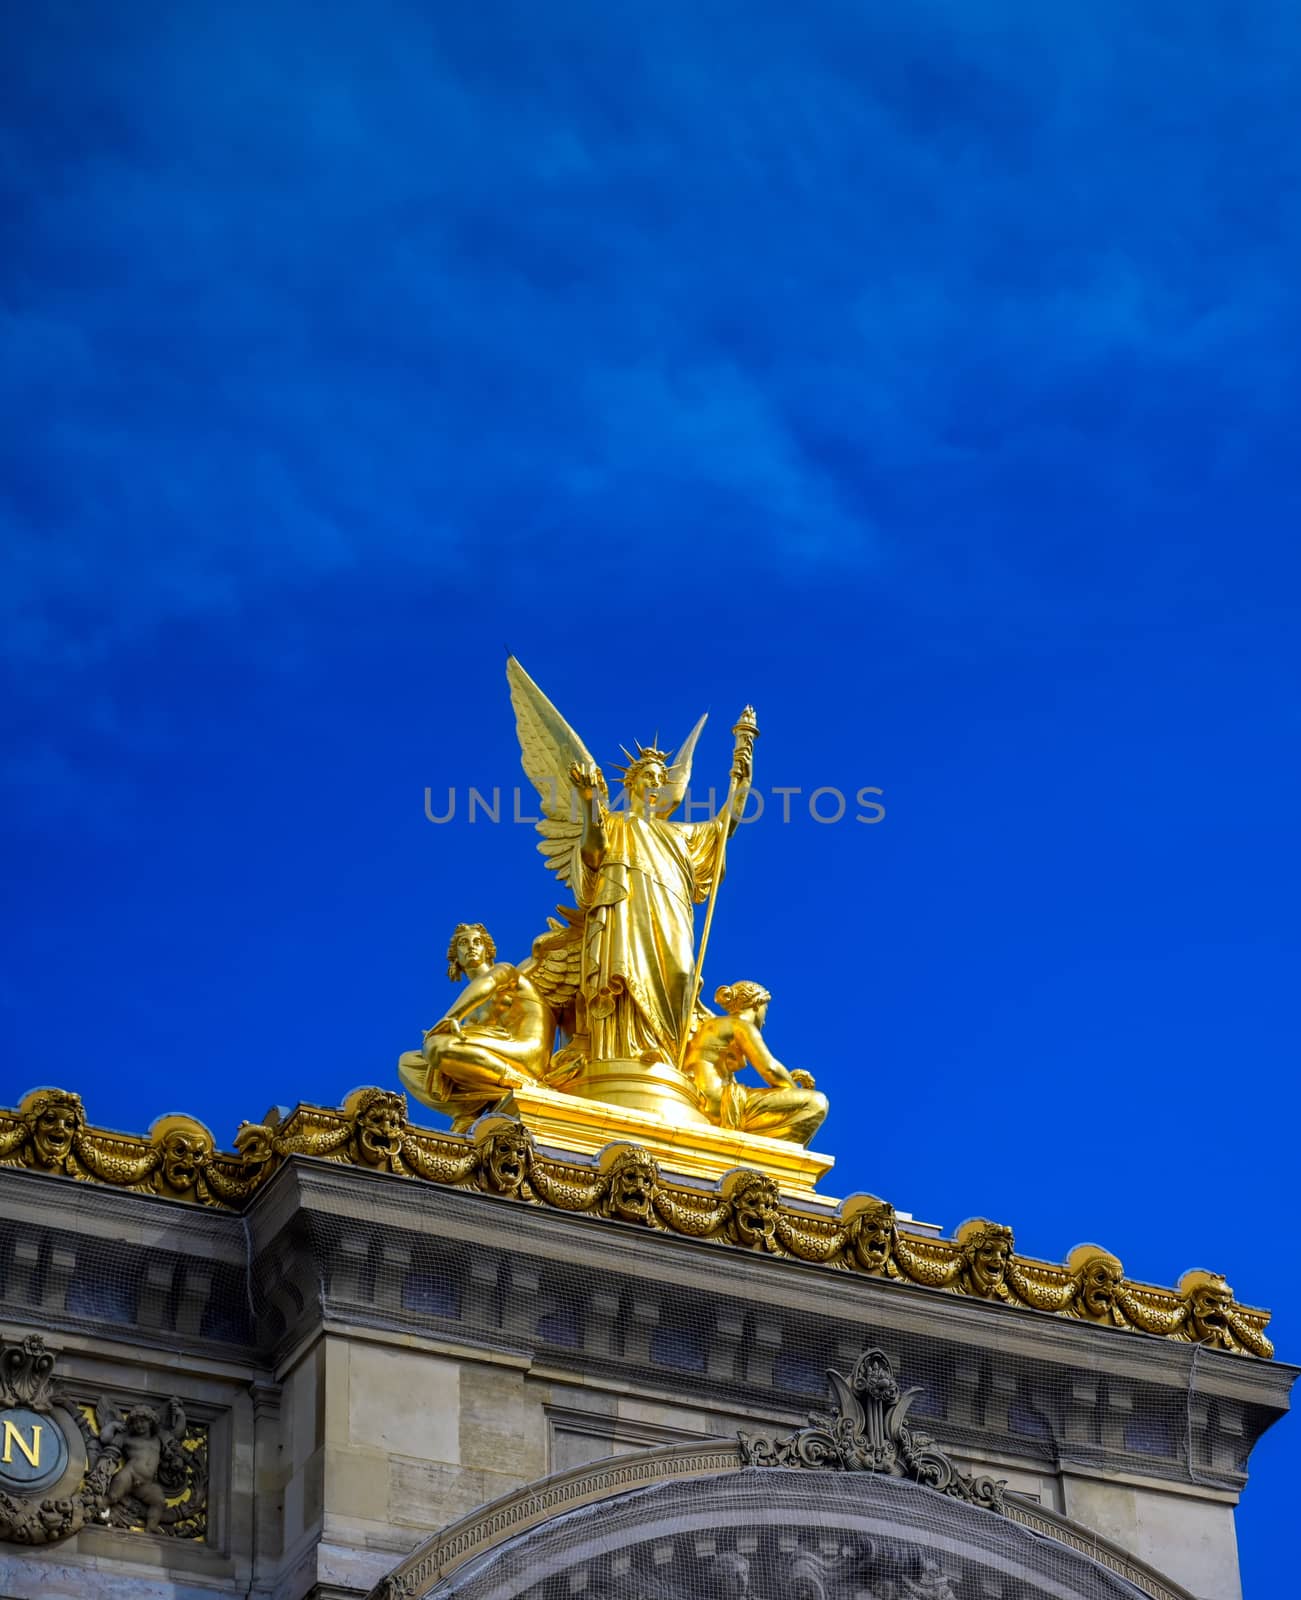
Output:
[507,657,756,1074]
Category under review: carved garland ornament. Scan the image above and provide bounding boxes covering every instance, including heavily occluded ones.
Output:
[0,1333,207,1546]
[0,1089,1274,1358]
[739,1347,1007,1512]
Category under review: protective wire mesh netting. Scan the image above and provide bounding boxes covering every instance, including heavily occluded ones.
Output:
[426,1469,1160,1600]
[0,1159,1256,1600]
[281,1178,1245,1482]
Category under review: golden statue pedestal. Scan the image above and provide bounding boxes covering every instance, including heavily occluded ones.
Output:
[496,1077,836,1201]
[564,1058,712,1126]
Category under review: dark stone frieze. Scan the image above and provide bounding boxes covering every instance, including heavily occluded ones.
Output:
[511,1527,959,1600]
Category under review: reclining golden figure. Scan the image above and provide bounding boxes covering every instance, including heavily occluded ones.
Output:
[684,982,828,1147]
[398,923,552,1133]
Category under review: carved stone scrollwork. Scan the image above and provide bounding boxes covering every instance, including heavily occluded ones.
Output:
[0,1332,209,1548]
[0,1333,56,1407]
[0,1332,93,1546]
[739,1347,1007,1514]
[0,1088,1276,1358]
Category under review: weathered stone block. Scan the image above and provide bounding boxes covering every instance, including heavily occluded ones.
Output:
[458,1364,546,1481]
[348,1342,460,1464]
[388,1458,490,1531]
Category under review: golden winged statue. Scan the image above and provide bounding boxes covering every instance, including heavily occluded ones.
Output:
[507,657,738,1074]
[399,658,826,1148]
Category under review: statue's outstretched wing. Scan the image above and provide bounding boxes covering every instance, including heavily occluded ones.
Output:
[519,906,584,1014]
[654,712,708,817]
[507,657,605,886]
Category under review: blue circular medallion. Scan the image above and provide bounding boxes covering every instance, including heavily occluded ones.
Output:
[0,1405,70,1494]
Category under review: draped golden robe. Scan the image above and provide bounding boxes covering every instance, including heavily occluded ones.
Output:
[574,810,725,1064]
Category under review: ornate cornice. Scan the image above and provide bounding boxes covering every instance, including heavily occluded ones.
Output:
[0,1086,1274,1358]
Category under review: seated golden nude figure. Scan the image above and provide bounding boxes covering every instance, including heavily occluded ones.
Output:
[398,923,551,1132]
[684,982,828,1147]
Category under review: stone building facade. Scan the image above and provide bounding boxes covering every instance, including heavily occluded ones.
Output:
[0,1093,1293,1600]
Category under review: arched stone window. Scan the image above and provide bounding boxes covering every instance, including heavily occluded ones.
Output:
[371,1450,1195,1600]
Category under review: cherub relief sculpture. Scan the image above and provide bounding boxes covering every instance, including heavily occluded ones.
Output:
[684,982,828,1147]
[96,1395,189,1532]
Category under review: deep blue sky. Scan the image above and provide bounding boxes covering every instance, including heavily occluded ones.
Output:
[3,2,1298,1589]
